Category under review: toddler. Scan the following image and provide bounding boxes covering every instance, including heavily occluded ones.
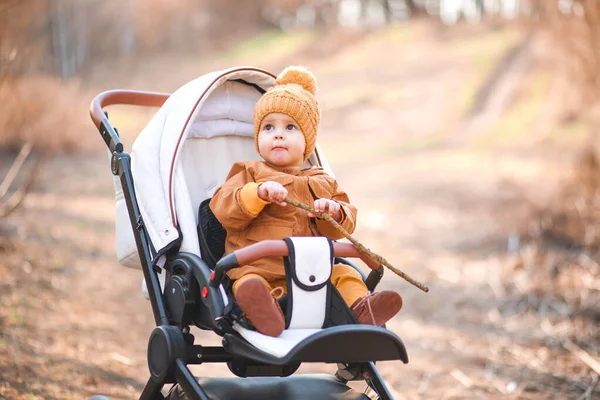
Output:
[210,66,402,337]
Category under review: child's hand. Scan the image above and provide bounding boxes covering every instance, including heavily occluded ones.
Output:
[257,181,288,206]
[308,199,342,222]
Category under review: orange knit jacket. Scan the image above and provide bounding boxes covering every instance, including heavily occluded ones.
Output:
[209,160,357,281]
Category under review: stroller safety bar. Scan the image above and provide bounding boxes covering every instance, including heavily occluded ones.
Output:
[211,240,382,288]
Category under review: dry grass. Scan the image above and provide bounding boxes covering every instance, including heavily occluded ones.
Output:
[505,147,600,345]
[536,1,600,116]
[0,76,92,154]
[529,147,600,251]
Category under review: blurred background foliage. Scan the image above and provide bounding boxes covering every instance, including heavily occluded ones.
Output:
[1,0,600,150]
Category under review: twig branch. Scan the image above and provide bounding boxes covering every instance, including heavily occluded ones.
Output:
[0,151,43,218]
[449,369,473,388]
[0,142,32,200]
[577,374,599,400]
[110,352,138,367]
[284,197,429,292]
[563,338,600,376]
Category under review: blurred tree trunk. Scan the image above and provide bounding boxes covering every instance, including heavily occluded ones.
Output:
[406,0,422,16]
[314,1,328,29]
[360,0,370,23]
[72,1,88,71]
[313,0,342,29]
[382,0,393,23]
[50,0,89,79]
[50,0,73,78]
[121,0,137,54]
[383,0,416,23]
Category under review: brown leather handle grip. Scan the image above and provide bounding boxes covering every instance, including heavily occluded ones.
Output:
[89,90,170,129]
[234,240,381,270]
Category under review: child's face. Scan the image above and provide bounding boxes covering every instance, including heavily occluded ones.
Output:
[258,113,306,168]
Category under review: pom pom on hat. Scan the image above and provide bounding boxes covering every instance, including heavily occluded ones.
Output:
[276,66,317,95]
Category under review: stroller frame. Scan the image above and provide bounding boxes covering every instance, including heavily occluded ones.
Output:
[90,83,408,400]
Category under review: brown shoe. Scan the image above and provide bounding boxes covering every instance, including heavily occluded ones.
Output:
[235,277,285,337]
[351,290,402,326]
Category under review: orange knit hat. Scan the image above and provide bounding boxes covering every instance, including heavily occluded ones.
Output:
[254,66,320,161]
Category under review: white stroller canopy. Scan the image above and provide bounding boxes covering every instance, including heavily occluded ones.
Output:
[116,67,275,268]
[114,66,333,269]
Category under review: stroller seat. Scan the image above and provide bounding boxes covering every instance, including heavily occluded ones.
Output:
[90,66,408,400]
[196,198,408,365]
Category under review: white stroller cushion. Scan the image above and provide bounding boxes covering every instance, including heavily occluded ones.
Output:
[233,323,321,358]
[188,120,253,139]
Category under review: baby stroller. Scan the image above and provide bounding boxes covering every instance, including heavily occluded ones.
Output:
[89,66,408,400]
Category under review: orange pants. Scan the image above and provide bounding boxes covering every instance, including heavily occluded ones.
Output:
[232,264,368,308]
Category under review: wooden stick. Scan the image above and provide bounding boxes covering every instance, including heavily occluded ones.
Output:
[0,150,42,218]
[563,338,600,376]
[284,197,429,292]
[0,142,32,200]
[577,375,598,400]
[110,352,138,367]
[449,369,473,388]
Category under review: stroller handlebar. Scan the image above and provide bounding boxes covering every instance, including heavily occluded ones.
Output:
[90,90,169,152]
[210,240,381,288]
[90,90,170,129]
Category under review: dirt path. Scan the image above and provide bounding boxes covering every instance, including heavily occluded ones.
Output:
[1,22,597,399]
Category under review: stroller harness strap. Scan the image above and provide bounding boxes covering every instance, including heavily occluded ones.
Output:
[284,237,333,329]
